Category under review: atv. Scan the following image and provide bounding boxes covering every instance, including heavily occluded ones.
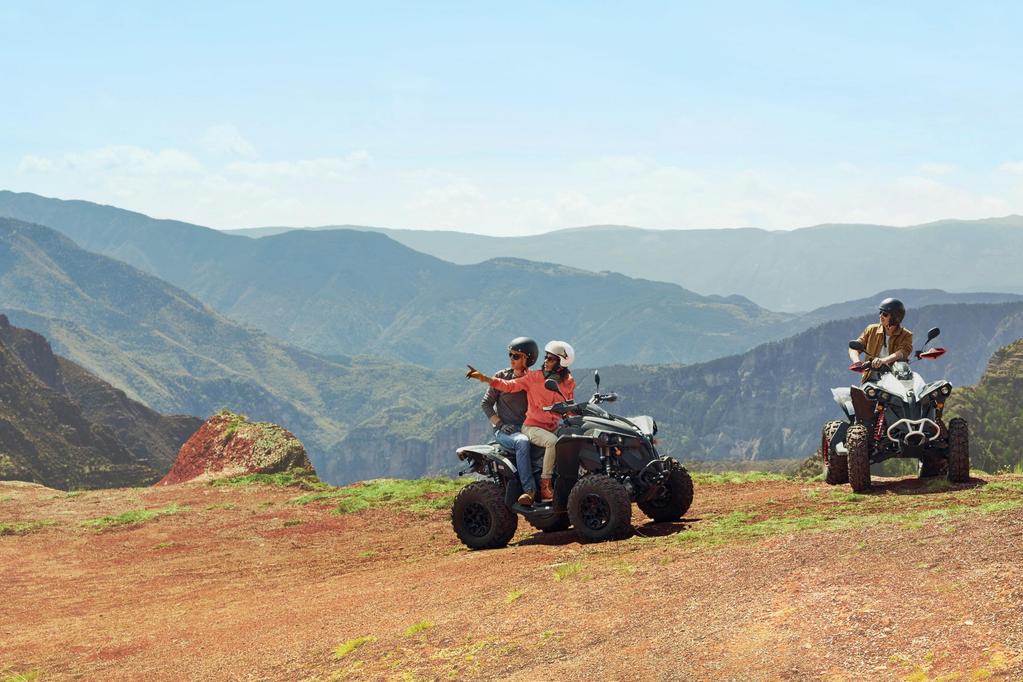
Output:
[819,327,970,492]
[451,371,694,548]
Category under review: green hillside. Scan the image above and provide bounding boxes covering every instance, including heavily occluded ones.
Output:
[947,339,1023,473]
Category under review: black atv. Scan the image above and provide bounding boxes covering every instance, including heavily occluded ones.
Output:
[820,327,970,492]
[451,371,694,548]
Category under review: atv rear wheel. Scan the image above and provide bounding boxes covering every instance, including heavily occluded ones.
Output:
[526,514,571,533]
[821,420,848,485]
[567,474,632,542]
[946,418,970,483]
[451,481,518,550]
[637,459,694,522]
[846,424,871,493]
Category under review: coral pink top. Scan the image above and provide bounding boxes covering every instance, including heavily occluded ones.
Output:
[488,370,576,432]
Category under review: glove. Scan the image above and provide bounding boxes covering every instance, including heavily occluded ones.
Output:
[499,423,518,435]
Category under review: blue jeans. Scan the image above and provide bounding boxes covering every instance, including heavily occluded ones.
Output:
[494,428,535,493]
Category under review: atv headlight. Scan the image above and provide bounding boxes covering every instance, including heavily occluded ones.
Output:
[865,386,878,399]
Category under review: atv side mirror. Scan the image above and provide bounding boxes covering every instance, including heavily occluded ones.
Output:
[544,378,566,399]
[926,327,940,343]
[593,370,600,388]
[848,340,865,352]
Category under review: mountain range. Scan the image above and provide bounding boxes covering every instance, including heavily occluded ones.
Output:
[0,216,474,482]
[0,191,793,368]
[227,216,1023,313]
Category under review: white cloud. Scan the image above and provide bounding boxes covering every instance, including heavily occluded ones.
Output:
[1000,160,1023,175]
[919,162,956,176]
[227,152,370,180]
[9,141,1023,233]
[200,125,257,158]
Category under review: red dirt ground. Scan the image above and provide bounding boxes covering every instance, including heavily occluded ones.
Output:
[2,475,1023,680]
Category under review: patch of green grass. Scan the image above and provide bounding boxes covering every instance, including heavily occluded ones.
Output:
[283,519,303,527]
[0,495,14,503]
[691,471,790,485]
[0,520,56,536]
[153,541,174,550]
[2,669,43,682]
[504,589,524,604]
[204,502,236,511]
[81,504,188,530]
[210,468,325,491]
[404,621,434,636]
[334,635,375,658]
[357,550,376,559]
[667,498,1023,547]
[616,562,638,575]
[553,561,584,581]
[292,477,469,516]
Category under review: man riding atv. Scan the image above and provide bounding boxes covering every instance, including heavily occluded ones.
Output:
[848,297,913,383]
[480,337,538,505]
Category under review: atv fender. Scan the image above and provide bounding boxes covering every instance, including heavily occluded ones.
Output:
[456,444,516,478]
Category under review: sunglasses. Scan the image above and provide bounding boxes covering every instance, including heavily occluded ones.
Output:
[508,351,526,360]
[544,354,559,363]
[879,311,891,318]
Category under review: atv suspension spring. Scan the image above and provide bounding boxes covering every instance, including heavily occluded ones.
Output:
[873,409,887,442]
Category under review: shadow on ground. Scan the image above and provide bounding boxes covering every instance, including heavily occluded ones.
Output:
[864,476,986,496]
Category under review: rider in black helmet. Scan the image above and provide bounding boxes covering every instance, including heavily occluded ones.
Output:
[480,337,539,505]
[848,297,913,383]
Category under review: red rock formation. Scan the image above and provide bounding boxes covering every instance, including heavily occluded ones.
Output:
[158,410,313,485]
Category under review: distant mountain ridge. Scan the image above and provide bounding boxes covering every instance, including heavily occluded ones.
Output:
[0,315,199,489]
[0,191,794,368]
[226,216,1023,312]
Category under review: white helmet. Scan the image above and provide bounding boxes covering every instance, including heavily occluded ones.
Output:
[543,340,575,368]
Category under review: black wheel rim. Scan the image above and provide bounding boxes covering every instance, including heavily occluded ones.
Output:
[580,494,611,531]
[463,502,492,538]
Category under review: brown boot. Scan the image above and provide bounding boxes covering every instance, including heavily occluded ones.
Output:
[517,490,535,506]
[539,478,554,503]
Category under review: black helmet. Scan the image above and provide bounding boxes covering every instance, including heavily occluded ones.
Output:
[878,297,906,325]
[507,337,539,367]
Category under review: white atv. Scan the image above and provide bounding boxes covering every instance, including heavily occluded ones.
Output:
[818,327,969,492]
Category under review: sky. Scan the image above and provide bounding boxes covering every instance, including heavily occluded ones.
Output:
[3,1,1023,235]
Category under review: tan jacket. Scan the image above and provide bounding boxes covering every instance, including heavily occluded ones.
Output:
[857,323,913,383]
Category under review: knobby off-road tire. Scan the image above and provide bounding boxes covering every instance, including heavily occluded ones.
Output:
[821,420,848,485]
[526,514,571,533]
[451,481,518,550]
[637,459,694,522]
[567,474,632,543]
[946,418,970,483]
[845,424,871,493]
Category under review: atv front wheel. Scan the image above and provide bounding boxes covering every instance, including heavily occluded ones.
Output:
[821,420,848,485]
[637,459,694,522]
[946,418,970,483]
[451,481,518,550]
[567,474,632,542]
[846,424,871,493]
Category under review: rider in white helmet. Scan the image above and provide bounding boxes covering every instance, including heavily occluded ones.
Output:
[466,340,576,504]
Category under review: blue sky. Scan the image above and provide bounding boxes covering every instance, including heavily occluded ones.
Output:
[2,2,1022,233]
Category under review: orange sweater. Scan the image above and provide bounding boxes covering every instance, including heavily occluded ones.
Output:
[488,370,576,432]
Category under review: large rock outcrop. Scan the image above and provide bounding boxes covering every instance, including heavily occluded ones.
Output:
[158,410,312,485]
